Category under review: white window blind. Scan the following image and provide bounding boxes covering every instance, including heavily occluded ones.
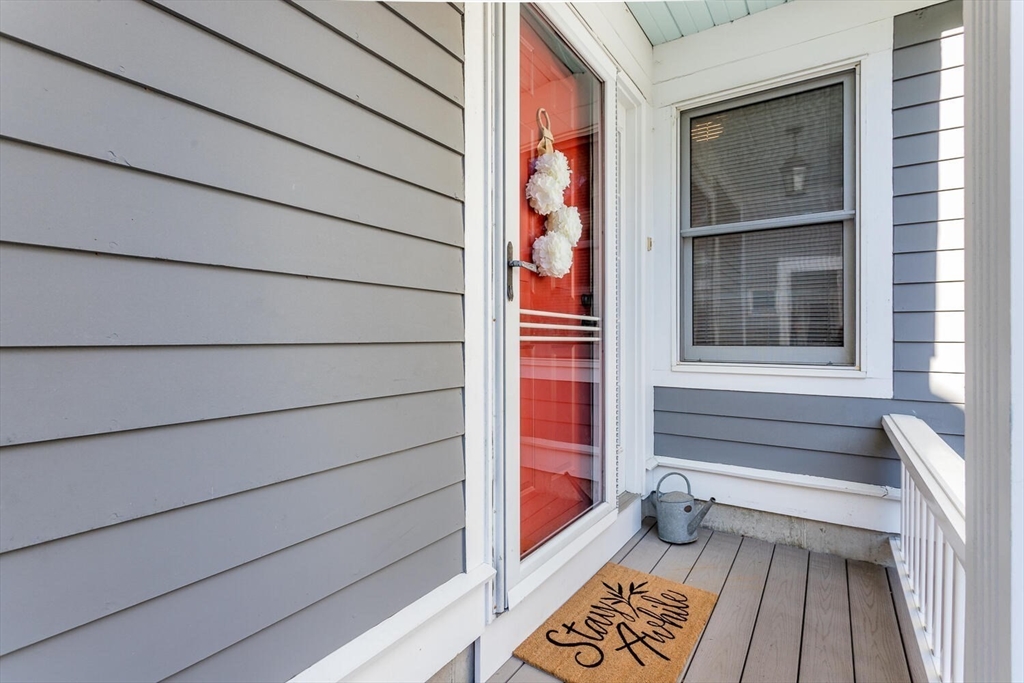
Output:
[681,73,856,366]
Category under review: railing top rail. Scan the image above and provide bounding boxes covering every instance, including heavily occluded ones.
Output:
[882,414,966,559]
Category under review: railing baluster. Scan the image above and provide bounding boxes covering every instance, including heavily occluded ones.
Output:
[942,542,954,682]
[928,514,937,651]
[931,523,944,662]
[952,558,965,682]
[921,496,930,632]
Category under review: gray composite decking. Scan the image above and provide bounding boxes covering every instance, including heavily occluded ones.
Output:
[490,519,917,683]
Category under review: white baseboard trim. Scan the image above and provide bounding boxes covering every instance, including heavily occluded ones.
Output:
[477,498,643,681]
[289,563,495,683]
[646,457,900,533]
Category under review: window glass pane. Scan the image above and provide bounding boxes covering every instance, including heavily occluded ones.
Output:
[692,223,844,348]
[690,84,844,227]
[518,6,603,558]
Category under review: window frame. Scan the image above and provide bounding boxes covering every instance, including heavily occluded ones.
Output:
[646,11,896,400]
[679,71,858,366]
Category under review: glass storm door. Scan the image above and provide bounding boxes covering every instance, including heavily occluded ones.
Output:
[513,6,603,558]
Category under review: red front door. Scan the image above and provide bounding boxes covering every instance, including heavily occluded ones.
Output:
[517,7,602,557]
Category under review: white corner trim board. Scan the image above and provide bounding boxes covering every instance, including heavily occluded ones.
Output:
[289,564,495,683]
[646,457,900,533]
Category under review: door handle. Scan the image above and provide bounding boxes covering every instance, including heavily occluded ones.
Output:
[507,242,538,301]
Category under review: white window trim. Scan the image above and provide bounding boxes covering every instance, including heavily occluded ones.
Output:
[648,12,894,399]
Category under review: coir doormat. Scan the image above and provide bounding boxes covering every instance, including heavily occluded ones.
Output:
[514,562,717,683]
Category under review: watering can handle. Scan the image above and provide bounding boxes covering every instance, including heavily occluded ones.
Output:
[656,472,691,500]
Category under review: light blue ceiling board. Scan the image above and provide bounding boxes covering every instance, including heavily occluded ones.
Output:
[626,2,669,45]
[628,0,789,46]
[665,2,700,37]
[686,1,717,32]
[648,2,685,42]
[704,0,735,26]
[724,0,751,22]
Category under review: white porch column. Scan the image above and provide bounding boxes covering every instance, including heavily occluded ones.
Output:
[964,1,1024,681]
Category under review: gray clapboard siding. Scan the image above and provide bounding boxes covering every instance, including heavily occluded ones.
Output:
[0,245,463,346]
[893,99,964,136]
[0,343,462,446]
[894,249,965,283]
[894,282,964,311]
[0,142,464,292]
[893,66,964,109]
[892,0,963,49]
[892,129,964,166]
[164,531,465,682]
[894,371,965,403]
[655,434,901,486]
[894,311,964,342]
[0,437,463,656]
[0,39,463,247]
[894,342,965,372]
[0,389,463,553]
[0,0,466,678]
[292,0,463,104]
[893,189,964,224]
[0,0,463,200]
[893,158,964,194]
[0,485,465,683]
[654,412,897,459]
[654,387,965,434]
[893,33,963,79]
[384,2,465,60]
[894,220,964,253]
[153,0,464,152]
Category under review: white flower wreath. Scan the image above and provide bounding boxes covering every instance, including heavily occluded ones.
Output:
[524,109,580,278]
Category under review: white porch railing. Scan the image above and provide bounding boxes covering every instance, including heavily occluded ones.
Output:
[882,414,966,683]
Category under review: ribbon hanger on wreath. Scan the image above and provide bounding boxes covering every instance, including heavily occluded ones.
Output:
[524,108,583,278]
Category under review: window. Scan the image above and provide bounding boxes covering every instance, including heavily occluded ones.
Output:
[680,73,856,366]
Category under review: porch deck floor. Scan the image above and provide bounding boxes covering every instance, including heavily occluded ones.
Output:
[488,519,919,683]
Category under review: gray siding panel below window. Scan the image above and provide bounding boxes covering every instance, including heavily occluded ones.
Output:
[655,1,965,484]
[654,434,902,487]
[0,0,466,679]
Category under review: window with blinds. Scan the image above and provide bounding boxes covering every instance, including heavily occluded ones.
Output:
[680,72,856,365]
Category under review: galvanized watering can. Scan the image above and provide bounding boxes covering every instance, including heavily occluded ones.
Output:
[653,472,716,544]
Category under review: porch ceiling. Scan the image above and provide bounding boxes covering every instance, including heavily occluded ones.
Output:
[627,0,789,45]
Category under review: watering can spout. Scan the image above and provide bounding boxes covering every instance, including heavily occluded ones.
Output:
[686,497,716,537]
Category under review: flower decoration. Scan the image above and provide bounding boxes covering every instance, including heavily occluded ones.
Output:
[523,108,582,278]
[546,205,582,247]
[534,150,571,189]
[525,170,566,216]
[532,231,573,278]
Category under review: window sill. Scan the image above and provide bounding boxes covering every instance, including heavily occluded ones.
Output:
[653,362,893,399]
